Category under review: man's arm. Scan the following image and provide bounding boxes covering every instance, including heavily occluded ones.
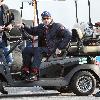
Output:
[57,26,72,50]
[23,25,38,36]
[1,4,14,30]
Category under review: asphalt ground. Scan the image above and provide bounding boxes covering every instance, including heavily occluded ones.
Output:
[0,87,99,100]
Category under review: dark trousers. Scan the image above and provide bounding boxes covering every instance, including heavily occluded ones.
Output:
[22,47,49,68]
[0,41,13,64]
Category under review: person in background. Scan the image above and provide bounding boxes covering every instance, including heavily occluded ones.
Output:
[0,0,14,65]
[21,11,72,81]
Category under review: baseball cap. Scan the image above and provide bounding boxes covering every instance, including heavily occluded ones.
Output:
[41,11,51,18]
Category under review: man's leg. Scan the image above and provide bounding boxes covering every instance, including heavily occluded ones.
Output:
[22,47,34,67]
[27,47,49,81]
[31,47,42,67]
[26,47,41,81]
[21,46,34,80]
[3,45,13,65]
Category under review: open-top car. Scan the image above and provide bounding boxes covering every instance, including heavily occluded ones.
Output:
[0,9,100,96]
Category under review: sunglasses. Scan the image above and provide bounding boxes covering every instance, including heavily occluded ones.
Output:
[42,17,51,20]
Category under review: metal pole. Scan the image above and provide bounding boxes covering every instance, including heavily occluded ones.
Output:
[88,0,93,28]
[32,0,39,26]
[20,2,23,17]
[88,0,91,24]
[75,0,78,23]
[35,0,39,25]
[20,2,27,48]
[32,0,38,47]
[32,0,35,26]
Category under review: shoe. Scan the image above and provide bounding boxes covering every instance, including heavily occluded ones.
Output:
[21,66,30,80]
[0,86,8,94]
[25,67,39,82]
[1,90,8,94]
[21,72,29,80]
[25,73,39,82]
[95,91,100,97]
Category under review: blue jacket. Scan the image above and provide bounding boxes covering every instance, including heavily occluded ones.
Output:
[24,21,72,53]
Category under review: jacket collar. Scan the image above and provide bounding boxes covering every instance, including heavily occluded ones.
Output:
[43,20,54,29]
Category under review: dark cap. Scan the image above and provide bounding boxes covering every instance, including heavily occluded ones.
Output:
[41,11,51,18]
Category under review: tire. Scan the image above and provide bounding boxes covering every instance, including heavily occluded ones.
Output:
[71,71,96,96]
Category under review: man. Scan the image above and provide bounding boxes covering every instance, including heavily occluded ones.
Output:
[0,0,14,65]
[0,0,14,94]
[21,11,72,81]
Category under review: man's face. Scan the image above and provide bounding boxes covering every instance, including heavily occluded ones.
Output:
[42,17,52,26]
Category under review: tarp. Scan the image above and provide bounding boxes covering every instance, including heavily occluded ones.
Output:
[9,9,22,25]
[8,9,22,37]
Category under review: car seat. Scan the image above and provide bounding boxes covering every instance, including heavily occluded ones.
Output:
[67,28,100,56]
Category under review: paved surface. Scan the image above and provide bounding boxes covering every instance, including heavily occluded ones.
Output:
[0,87,99,100]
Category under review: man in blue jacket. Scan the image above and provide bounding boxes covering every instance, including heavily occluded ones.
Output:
[21,11,72,81]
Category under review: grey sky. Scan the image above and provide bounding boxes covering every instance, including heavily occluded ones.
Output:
[4,0,100,29]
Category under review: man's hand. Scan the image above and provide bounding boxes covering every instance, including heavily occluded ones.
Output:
[55,48,61,55]
[19,23,25,28]
[6,24,13,31]
[0,26,5,32]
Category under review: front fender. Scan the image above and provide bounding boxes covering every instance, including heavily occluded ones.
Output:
[64,64,100,85]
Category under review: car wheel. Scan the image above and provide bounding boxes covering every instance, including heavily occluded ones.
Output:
[71,71,96,96]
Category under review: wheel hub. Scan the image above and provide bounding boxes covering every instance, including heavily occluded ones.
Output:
[76,76,93,93]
